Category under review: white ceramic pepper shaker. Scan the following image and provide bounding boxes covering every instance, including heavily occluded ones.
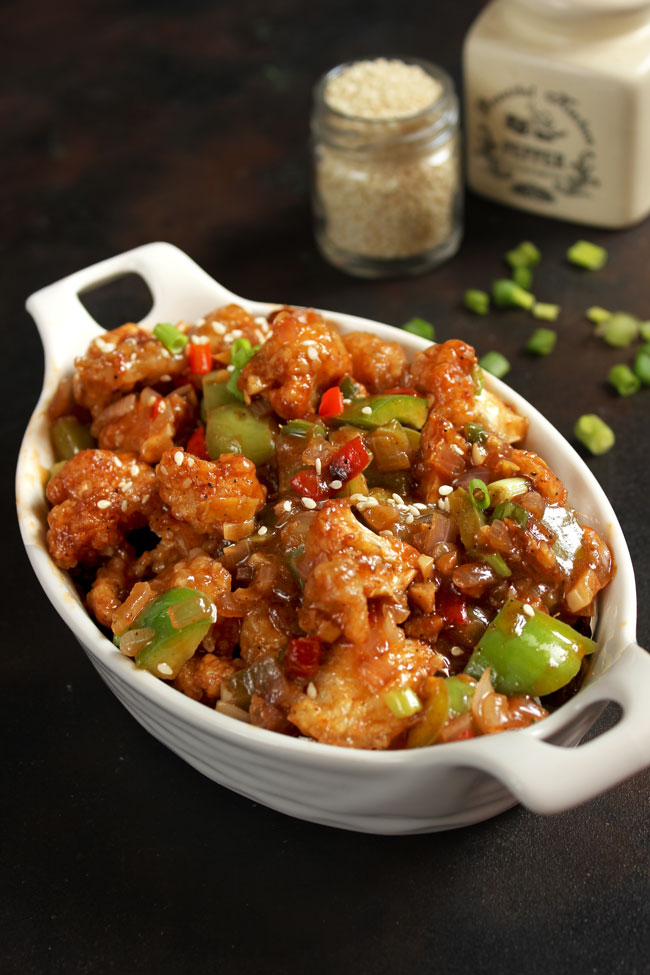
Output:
[311,57,462,278]
[463,0,650,228]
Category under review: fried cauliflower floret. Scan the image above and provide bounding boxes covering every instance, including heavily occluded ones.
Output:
[173,653,237,702]
[298,501,419,644]
[342,332,407,393]
[187,304,268,362]
[511,448,568,504]
[46,450,156,569]
[474,388,528,445]
[149,550,232,602]
[410,339,478,425]
[134,507,212,579]
[91,385,198,464]
[86,544,136,627]
[156,448,266,536]
[238,308,352,419]
[73,324,188,417]
[289,638,439,749]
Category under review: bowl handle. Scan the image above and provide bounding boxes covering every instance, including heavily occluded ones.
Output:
[469,643,650,814]
[25,241,240,371]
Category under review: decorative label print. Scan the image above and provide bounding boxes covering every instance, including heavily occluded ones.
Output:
[475,86,599,202]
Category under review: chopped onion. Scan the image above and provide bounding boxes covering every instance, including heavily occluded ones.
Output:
[223,519,255,541]
[167,594,215,630]
[215,701,251,722]
[119,627,156,657]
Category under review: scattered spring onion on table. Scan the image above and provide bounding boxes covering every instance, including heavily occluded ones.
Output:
[402,317,435,341]
[526,328,557,356]
[492,279,535,311]
[532,303,560,322]
[505,241,541,269]
[596,313,639,348]
[464,289,490,315]
[608,364,641,397]
[479,351,510,379]
[633,345,650,385]
[567,240,608,270]
[574,414,615,455]
[512,266,533,291]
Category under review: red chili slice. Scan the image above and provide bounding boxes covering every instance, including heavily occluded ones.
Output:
[289,469,331,501]
[186,425,209,460]
[436,588,469,625]
[188,342,213,375]
[326,435,370,483]
[318,386,345,418]
[284,636,322,681]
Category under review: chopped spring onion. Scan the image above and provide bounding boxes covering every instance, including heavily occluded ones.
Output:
[402,317,435,341]
[153,322,189,354]
[574,414,615,455]
[383,686,422,719]
[479,351,510,379]
[608,364,641,397]
[468,478,490,510]
[505,241,541,269]
[633,346,650,386]
[596,312,639,348]
[532,303,560,322]
[512,266,533,290]
[339,374,364,400]
[464,421,487,444]
[526,327,557,356]
[488,477,528,506]
[567,240,607,270]
[586,306,611,324]
[492,279,535,311]
[464,289,490,315]
[480,551,511,578]
[639,321,650,342]
[226,337,260,400]
[51,416,95,461]
[491,500,529,528]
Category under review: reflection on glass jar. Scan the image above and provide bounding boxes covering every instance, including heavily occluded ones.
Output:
[311,57,463,279]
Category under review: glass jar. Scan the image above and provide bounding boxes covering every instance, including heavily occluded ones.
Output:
[463,0,650,227]
[310,58,463,279]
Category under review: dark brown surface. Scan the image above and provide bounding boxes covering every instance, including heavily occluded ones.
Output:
[4,2,650,973]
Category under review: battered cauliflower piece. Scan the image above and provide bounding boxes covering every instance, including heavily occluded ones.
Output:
[298,501,419,643]
[187,304,268,362]
[474,388,527,445]
[511,448,568,504]
[73,324,188,417]
[46,450,156,569]
[289,638,439,749]
[238,308,352,419]
[91,385,198,463]
[342,332,407,393]
[87,544,136,627]
[173,653,238,702]
[156,448,266,536]
[411,339,478,425]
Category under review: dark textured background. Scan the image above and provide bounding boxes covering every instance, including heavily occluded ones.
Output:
[5,1,650,973]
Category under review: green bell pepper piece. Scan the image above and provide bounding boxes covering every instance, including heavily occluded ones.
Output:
[51,417,95,461]
[122,587,215,679]
[202,373,238,416]
[465,598,596,697]
[206,403,276,465]
[281,418,327,438]
[336,394,428,431]
[445,676,475,716]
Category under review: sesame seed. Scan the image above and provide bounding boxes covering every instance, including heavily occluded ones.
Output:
[226,364,235,372]
[258,526,268,536]
[113,457,123,468]
[307,682,318,699]
[174,450,184,466]
[438,498,450,512]
[95,337,114,354]
[118,479,133,492]
[211,321,226,335]
[472,443,487,466]
[157,662,173,676]
[522,603,535,618]
[315,458,322,475]
[142,494,149,503]
[303,339,317,347]
[194,317,206,326]
[230,329,243,339]
[302,497,317,509]
[254,316,268,327]
[450,444,464,456]
[186,457,195,467]
[130,464,139,476]
[361,406,372,415]
[405,513,414,524]
[343,398,351,405]
[283,500,292,511]
[121,500,128,512]
[160,374,171,382]
[329,479,343,490]
[96,499,111,509]
[413,502,427,511]
[307,347,320,362]
[438,484,453,496]
[408,504,420,517]
[392,492,404,504]
[450,646,464,657]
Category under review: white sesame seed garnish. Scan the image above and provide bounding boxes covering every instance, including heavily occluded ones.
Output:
[118,479,133,492]
[302,497,317,509]
[226,364,235,372]
[121,500,128,512]
[113,457,123,468]
[392,493,404,504]
[303,339,317,346]
[186,456,195,467]
[258,526,268,536]
[315,458,322,475]
[230,329,243,339]
[329,479,343,490]
[96,499,111,510]
[450,646,464,657]
[142,495,149,503]
[472,443,487,465]
[130,464,139,477]
[160,374,171,382]
[361,406,372,415]
[157,662,173,676]
[414,502,427,511]
[174,450,184,466]
[211,321,226,335]
[194,317,206,326]
[283,500,292,511]
[522,603,535,618]
[405,513,414,524]
[450,444,464,456]
[307,347,320,362]
[438,484,453,496]
[254,316,268,327]
[159,465,167,476]
[438,498,451,512]
[343,398,351,405]
[307,682,318,699]
[95,337,114,354]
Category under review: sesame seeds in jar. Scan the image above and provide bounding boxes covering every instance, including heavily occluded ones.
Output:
[311,57,462,278]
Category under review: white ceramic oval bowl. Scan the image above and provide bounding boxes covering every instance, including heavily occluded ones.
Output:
[16,242,650,835]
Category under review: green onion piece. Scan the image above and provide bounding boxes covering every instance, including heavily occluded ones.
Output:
[491,500,529,528]
[596,312,639,348]
[468,478,490,510]
[464,421,487,444]
[153,322,189,354]
[567,240,607,270]
[505,241,541,269]
[532,303,560,322]
[402,317,435,341]
[282,418,326,438]
[445,677,475,717]
[383,686,422,719]
[639,321,650,342]
[488,477,528,506]
[492,279,535,311]
[608,364,640,397]
[479,351,510,379]
[464,289,490,316]
[574,414,615,455]
[339,374,364,399]
[167,594,213,629]
[480,552,512,578]
[50,416,95,461]
[586,306,611,324]
[512,266,533,290]
[526,327,557,356]
[633,346,650,386]
[226,337,260,400]
[471,363,483,394]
